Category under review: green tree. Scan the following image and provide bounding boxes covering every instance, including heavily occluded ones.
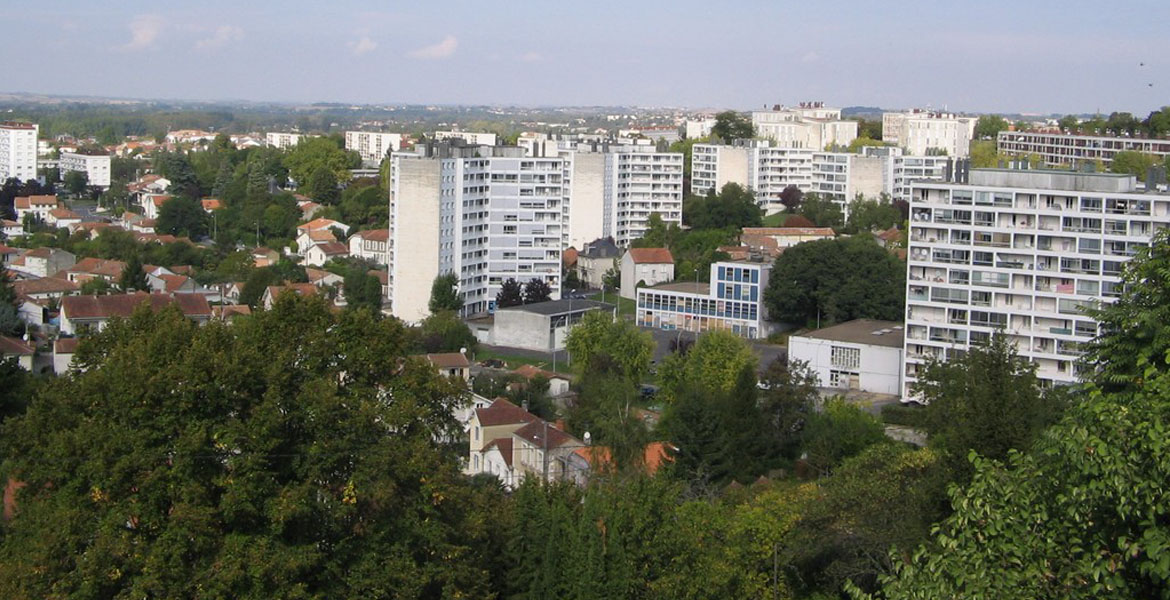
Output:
[414,310,477,354]
[797,192,845,228]
[156,195,210,239]
[845,194,902,234]
[283,136,356,185]
[0,269,21,336]
[974,115,1009,139]
[660,329,758,403]
[62,169,89,195]
[118,253,149,292]
[855,118,883,140]
[764,235,905,326]
[239,266,279,308]
[711,111,754,141]
[1110,150,1157,180]
[683,183,763,230]
[1058,114,1080,132]
[305,164,340,205]
[1144,106,1170,137]
[343,267,382,313]
[522,278,552,304]
[801,398,887,476]
[428,272,463,314]
[495,277,523,308]
[846,136,889,153]
[1106,111,1141,136]
[565,310,653,382]
[79,278,115,295]
[916,334,1065,482]
[758,357,820,462]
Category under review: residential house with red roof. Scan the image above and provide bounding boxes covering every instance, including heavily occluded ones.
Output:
[0,336,35,371]
[13,195,61,222]
[61,257,125,284]
[59,292,213,335]
[1,218,23,238]
[620,247,674,299]
[8,247,75,278]
[304,241,349,267]
[347,229,389,265]
[261,283,320,310]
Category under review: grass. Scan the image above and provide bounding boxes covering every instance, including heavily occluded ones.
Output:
[470,348,573,376]
[762,212,790,227]
[584,291,636,318]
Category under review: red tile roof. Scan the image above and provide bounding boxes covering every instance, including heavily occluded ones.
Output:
[54,337,81,354]
[14,195,59,209]
[69,257,126,279]
[305,230,336,242]
[13,277,79,296]
[0,336,34,356]
[158,274,192,292]
[298,218,345,232]
[482,438,514,467]
[562,247,578,267]
[201,198,223,211]
[49,208,81,220]
[61,292,212,320]
[265,283,319,301]
[513,420,578,450]
[353,229,389,242]
[627,247,674,264]
[512,364,569,381]
[314,242,349,256]
[474,398,538,427]
[425,352,470,369]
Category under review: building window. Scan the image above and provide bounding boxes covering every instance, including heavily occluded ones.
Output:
[830,346,861,370]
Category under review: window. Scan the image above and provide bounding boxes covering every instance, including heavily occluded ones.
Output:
[830,346,860,370]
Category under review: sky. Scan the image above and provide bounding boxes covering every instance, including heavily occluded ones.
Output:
[3,0,1168,115]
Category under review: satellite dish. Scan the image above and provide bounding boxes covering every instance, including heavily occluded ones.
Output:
[583,431,592,446]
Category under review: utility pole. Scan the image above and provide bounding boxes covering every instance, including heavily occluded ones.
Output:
[541,420,549,482]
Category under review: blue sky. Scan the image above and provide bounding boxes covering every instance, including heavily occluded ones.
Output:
[3,1,1168,114]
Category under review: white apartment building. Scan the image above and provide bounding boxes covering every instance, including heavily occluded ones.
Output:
[604,146,683,246]
[559,148,606,250]
[636,260,772,339]
[389,143,563,322]
[0,122,39,182]
[891,154,950,203]
[692,140,814,214]
[684,118,716,139]
[265,132,309,149]
[434,131,498,146]
[345,131,404,165]
[811,152,886,210]
[751,103,858,150]
[59,151,112,188]
[883,109,977,158]
[788,319,904,395]
[903,168,1170,400]
[996,131,1170,169]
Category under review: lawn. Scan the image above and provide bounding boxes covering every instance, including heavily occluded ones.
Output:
[584,291,636,318]
[470,347,575,376]
[762,212,791,227]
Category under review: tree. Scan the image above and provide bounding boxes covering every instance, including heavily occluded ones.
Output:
[855,118,882,140]
[0,296,501,598]
[798,192,845,228]
[118,253,149,292]
[565,310,653,382]
[601,264,620,291]
[522,278,552,304]
[764,235,905,326]
[659,329,758,403]
[156,195,209,239]
[343,268,382,313]
[239,266,279,308]
[1057,114,1080,132]
[283,136,356,185]
[801,399,887,476]
[1144,106,1170,137]
[1106,111,1141,136]
[0,268,21,336]
[683,183,763,230]
[1110,150,1157,180]
[414,310,477,354]
[779,185,803,213]
[495,277,523,308]
[974,115,1009,139]
[845,195,903,234]
[428,272,463,314]
[305,164,340,205]
[846,137,888,153]
[79,278,115,295]
[63,170,89,195]
[758,357,820,462]
[916,334,1066,482]
[710,111,754,141]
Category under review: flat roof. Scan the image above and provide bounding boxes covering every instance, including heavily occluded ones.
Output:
[503,298,614,316]
[795,319,904,348]
[643,281,708,294]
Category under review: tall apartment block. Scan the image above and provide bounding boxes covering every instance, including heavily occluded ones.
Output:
[883,109,977,158]
[0,121,39,182]
[903,168,1170,399]
[603,145,683,246]
[997,131,1170,170]
[750,103,858,150]
[389,143,563,322]
[59,151,112,188]
[345,131,404,165]
[265,132,308,149]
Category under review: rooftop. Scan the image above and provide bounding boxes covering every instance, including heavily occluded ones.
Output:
[644,281,708,294]
[626,247,674,264]
[965,168,1138,194]
[795,318,904,348]
[501,298,614,317]
[61,292,213,320]
[475,398,538,427]
[425,352,470,369]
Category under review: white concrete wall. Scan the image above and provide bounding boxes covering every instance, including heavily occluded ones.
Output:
[566,152,606,250]
[492,310,551,352]
[787,336,903,395]
[390,158,442,324]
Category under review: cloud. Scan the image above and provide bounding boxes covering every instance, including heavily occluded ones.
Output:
[348,36,378,56]
[123,15,164,51]
[408,35,458,60]
[519,52,544,63]
[195,25,244,50]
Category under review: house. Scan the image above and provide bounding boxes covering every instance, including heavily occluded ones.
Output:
[512,364,572,396]
[875,226,902,249]
[347,229,390,265]
[13,195,61,222]
[261,283,320,310]
[212,304,252,322]
[510,419,584,485]
[251,247,279,267]
[739,227,836,258]
[294,229,336,254]
[70,221,119,239]
[0,244,17,265]
[304,242,349,267]
[296,217,350,236]
[148,273,198,294]
[141,194,172,220]
[787,319,904,396]
[2,219,24,238]
[52,337,80,374]
[425,352,471,381]
[0,336,35,371]
[304,267,344,288]
[467,398,538,482]
[9,247,76,278]
[17,296,48,328]
[576,238,621,289]
[61,257,125,284]
[368,269,389,300]
[478,299,616,352]
[129,219,157,234]
[297,199,323,221]
[221,281,245,303]
[620,247,674,299]
[201,198,224,212]
[59,292,213,335]
[13,276,79,300]
[570,441,673,481]
[45,208,82,229]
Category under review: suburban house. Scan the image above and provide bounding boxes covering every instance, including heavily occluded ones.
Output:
[2,219,24,237]
[0,336,35,371]
[305,268,344,288]
[53,337,80,374]
[0,244,18,265]
[296,217,350,237]
[471,299,616,352]
[141,194,172,220]
[297,199,323,221]
[148,273,199,294]
[468,398,538,481]
[251,247,279,267]
[425,352,472,381]
[512,364,572,397]
[13,195,61,222]
[303,241,349,267]
[787,319,904,396]
[262,283,320,310]
[70,221,119,239]
[620,247,674,299]
[9,247,75,278]
[62,257,125,284]
[211,305,252,322]
[576,238,621,289]
[59,292,213,335]
[739,226,837,258]
[347,229,390,265]
[13,276,79,301]
[294,229,336,254]
[45,208,82,229]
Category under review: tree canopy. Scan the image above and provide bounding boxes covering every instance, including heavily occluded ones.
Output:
[683,183,763,230]
[710,111,754,141]
[428,272,463,314]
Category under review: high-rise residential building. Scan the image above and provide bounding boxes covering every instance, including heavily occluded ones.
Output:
[811,152,886,207]
[434,131,498,146]
[265,132,308,149]
[389,142,564,322]
[603,145,684,246]
[996,131,1170,170]
[903,168,1170,399]
[751,102,858,150]
[693,140,813,214]
[0,121,39,182]
[59,151,112,188]
[345,131,404,165]
[882,109,977,158]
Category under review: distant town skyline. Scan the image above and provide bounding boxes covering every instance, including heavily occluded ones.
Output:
[4,0,1168,115]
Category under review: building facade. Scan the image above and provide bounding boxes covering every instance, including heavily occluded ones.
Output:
[883,109,977,158]
[750,103,858,150]
[788,319,904,395]
[434,131,498,146]
[59,151,112,188]
[345,131,404,165]
[636,260,772,339]
[903,169,1170,399]
[0,122,38,182]
[996,131,1170,169]
[265,132,308,149]
[603,146,684,246]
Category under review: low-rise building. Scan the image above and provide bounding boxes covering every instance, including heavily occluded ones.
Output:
[787,319,904,395]
[9,247,75,278]
[739,227,836,258]
[59,150,112,188]
[0,336,35,371]
[475,299,615,352]
[45,208,82,229]
[425,352,472,381]
[1,219,23,238]
[14,195,61,222]
[620,247,674,299]
[347,229,390,265]
[59,292,213,335]
[636,260,773,339]
[304,241,349,267]
[576,238,621,289]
